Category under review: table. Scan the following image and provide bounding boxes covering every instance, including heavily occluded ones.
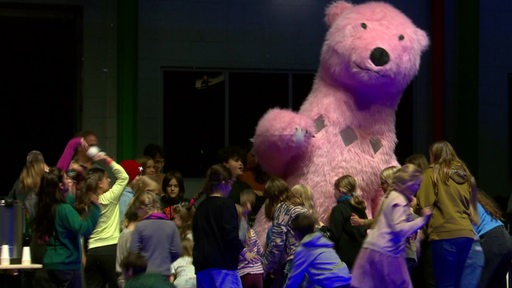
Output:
[0,263,43,287]
[0,264,42,270]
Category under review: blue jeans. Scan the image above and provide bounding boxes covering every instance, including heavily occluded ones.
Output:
[460,240,484,288]
[431,237,473,288]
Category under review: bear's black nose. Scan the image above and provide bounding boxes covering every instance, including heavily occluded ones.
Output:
[370,47,389,67]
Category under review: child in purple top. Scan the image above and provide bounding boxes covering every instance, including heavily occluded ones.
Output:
[351,164,432,288]
[129,190,182,279]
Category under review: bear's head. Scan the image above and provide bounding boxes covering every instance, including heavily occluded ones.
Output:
[318,1,429,109]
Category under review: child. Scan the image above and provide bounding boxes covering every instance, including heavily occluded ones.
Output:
[236,189,265,288]
[461,188,512,288]
[173,203,195,241]
[415,141,478,288]
[291,184,321,226]
[116,199,141,288]
[83,151,130,288]
[118,159,143,230]
[291,183,337,242]
[129,190,182,280]
[263,177,309,287]
[405,196,421,275]
[284,213,351,288]
[351,164,432,288]
[171,238,196,288]
[32,167,100,288]
[328,174,368,270]
[192,164,244,287]
[349,166,400,228]
[238,189,256,242]
[217,145,252,206]
[350,165,420,275]
[161,170,189,220]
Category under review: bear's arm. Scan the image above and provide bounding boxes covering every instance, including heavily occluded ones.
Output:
[253,108,314,177]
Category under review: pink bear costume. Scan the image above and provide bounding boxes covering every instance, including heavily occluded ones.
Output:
[252,1,429,244]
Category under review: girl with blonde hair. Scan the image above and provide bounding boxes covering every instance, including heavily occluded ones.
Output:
[8,150,49,216]
[263,177,309,287]
[129,190,182,280]
[134,175,162,195]
[350,166,400,228]
[380,165,401,194]
[171,238,196,288]
[173,203,195,241]
[351,164,432,288]
[291,184,320,226]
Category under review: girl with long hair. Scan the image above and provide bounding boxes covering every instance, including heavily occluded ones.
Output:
[351,164,432,288]
[33,167,100,288]
[263,176,309,287]
[328,174,368,270]
[415,140,479,288]
[192,164,244,287]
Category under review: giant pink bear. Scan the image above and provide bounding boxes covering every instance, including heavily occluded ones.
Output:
[252,1,429,245]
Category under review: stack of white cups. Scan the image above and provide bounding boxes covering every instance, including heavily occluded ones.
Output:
[1,244,10,265]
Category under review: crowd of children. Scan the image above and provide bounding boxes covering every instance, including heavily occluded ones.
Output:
[6,134,512,288]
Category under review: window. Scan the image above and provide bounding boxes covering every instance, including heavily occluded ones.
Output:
[162,69,314,177]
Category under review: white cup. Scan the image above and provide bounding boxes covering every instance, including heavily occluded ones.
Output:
[86,146,101,158]
[1,244,10,265]
[22,246,31,265]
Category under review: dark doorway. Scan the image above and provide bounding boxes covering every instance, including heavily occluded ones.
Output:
[0,4,82,196]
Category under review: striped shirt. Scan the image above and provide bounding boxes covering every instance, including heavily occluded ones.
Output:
[238,226,264,276]
[264,202,309,273]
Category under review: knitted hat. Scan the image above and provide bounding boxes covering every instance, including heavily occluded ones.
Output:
[120,160,142,183]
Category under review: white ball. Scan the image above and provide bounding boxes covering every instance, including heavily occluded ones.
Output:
[86,146,101,158]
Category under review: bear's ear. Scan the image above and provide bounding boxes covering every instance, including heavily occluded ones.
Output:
[414,27,430,53]
[324,0,353,27]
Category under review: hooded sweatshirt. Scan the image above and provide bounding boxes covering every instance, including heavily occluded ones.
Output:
[416,164,476,241]
[363,191,429,257]
[284,232,351,288]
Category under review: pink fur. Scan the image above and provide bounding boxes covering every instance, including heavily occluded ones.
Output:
[252,1,429,246]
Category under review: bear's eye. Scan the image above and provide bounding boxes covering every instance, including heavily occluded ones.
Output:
[398,34,405,41]
[360,23,367,30]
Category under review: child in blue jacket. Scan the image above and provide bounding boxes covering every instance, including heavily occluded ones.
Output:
[284,213,351,288]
